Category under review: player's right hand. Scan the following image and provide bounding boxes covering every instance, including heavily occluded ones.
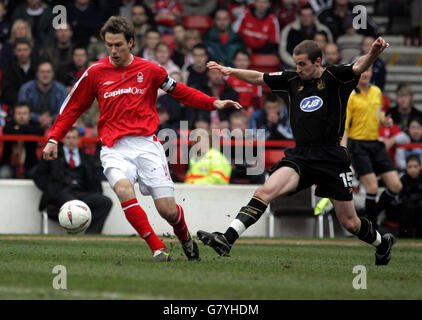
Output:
[43,142,58,160]
[207,61,232,76]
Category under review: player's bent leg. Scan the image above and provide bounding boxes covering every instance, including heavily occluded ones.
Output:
[359,173,379,228]
[198,167,300,257]
[154,197,200,261]
[378,170,403,216]
[114,179,168,260]
[332,199,395,266]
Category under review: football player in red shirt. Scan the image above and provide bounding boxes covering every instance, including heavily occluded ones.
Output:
[43,16,241,262]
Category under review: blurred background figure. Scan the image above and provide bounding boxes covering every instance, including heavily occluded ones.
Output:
[185,129,231,184]
[0,102,44,179]
[34,127,112,234]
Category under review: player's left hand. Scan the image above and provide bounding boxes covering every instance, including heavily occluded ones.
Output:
[213,99,243,110]
[370,37,390,56]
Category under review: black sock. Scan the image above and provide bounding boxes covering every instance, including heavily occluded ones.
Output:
[365,193,377,222]
[355,217,378,245]
[377,189,398,214]
[224,197,268,245]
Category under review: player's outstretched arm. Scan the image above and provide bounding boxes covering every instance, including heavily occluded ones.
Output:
[213,99,243,110]
[352,37,389,75]
[207,61,266,86]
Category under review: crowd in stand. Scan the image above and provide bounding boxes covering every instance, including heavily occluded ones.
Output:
[0,0,421,233]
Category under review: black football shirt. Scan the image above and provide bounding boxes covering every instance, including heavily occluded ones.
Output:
[263,64,360,146]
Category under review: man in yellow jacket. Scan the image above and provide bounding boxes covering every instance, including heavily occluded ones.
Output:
[185,130,232,184]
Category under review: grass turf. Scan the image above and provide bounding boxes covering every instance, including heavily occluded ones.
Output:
[0,235,421,300]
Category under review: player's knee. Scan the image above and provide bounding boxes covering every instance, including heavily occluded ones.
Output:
[157,204,178,221]
[389,181,402,195]
[342,218,360,234]
[114,183,134,202]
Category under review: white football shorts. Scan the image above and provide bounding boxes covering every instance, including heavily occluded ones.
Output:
[100,135,174,199]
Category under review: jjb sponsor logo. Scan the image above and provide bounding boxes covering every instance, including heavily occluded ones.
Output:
[300,96,323,112]
[104,87,145,98]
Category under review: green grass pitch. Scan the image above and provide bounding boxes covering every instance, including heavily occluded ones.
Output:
[0,235,421,300]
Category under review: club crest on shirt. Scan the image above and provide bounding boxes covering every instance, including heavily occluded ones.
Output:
[317,80,325,90]
[137,72,144,83]
[300,96,323,112]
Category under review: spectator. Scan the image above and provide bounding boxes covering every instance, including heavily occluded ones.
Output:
[0,102,44,179]
[336,15,363,64]
[58,46,89,88]
[67,0,104,47]
[185,129,232,184]
[233,0,280,54]
[11,0,54,48]
[387,83,422,134]
[323,42,340,66]
[155,42,181,97]
[1,38,38,107]
[34,127,112,234]
[313,30,329,50]
[137,28,160,61]
[226,49,262,114]
[280,4,333,68]
[203,8,246,67]
[378,121,410,165]
[249,93,293,140]
[42,22,75,77]
[228,110,265,184]
[170,24,187,68]
[18,60,67,129]
[356,36,386,90]
[184,43,211,127]
[0,0,10,44]
[119,0,155,23]
[396,154,422,238]
[318,0,381,41]
[131,3,154,53]
[272,0,299,31]
[153,0,183,34]
[207,62,239,129]
[0,19,40,70]
[395,118,422,172]
[155,42,180,75]
[180,28,202,71]
[86,31,108,62]
[180,0,218,16]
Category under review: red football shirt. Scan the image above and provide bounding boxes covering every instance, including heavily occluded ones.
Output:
[49,56,217,147]
[226,75,262,108]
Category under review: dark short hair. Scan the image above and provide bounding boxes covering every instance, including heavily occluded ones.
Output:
[293,40,322,63]
[409,117,422,127]
[68,127,80,136]
[299,3,315,15]
[264,93,281,105]
[72,45,87,55]
[234,49,250,59]
[14,101,30,110]
[100,16,135,43]
[406,154,421,165]
[192,43,209,56]
[13,38,33,49]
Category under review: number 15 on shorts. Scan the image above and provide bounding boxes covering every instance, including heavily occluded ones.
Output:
[339,172,353,188]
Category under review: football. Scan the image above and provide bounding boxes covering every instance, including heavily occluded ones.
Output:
[58,200,92,234]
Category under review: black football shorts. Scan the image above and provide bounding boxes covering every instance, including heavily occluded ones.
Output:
[347,139,396,177]
[269,145,354,201]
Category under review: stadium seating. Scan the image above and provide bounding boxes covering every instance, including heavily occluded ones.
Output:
[182,15,213,34]
[250,54,282,73]
[160,33,176,53]
[264,149,285,171]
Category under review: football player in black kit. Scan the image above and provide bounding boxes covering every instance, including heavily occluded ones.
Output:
[198,37,395,266]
